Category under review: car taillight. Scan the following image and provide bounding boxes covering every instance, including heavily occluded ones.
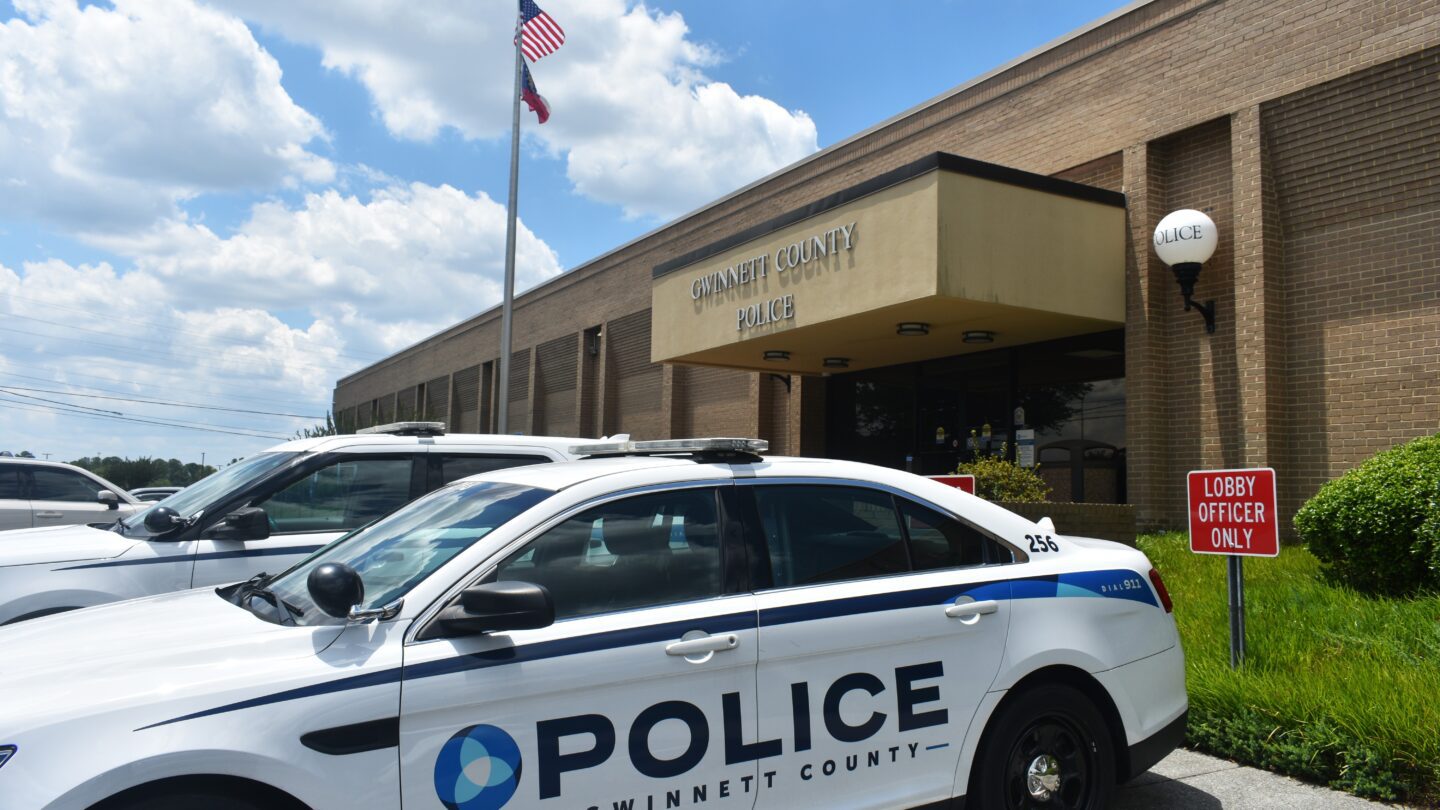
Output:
[1148,568,1173,613]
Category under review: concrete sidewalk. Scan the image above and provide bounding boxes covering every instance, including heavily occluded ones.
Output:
[1112,749,1404,809]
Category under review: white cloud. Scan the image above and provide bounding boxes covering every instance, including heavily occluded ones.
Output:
[212,0,819,220]
[90,182,562,357]
[0,0,333,233]
[0,181,561,459]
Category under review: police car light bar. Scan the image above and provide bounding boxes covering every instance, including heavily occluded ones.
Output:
[570,437,769,456]
[357,421,447,437]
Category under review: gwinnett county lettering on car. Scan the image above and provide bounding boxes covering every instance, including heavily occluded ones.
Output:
[0,438,1186,810]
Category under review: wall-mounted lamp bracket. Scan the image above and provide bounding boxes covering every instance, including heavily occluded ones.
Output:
[1171,261,1217,334]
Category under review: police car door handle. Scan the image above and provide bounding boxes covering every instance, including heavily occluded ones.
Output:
[665,633,740,656]
[945,600,999,618]
[35,511,62,519]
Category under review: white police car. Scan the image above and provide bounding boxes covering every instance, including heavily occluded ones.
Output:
[0,423,605,626]
[0,438,1185,810]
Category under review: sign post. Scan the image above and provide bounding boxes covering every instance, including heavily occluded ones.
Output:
[1187,467,1278,668]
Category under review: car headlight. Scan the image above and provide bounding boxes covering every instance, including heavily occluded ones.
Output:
[0,745,14,770]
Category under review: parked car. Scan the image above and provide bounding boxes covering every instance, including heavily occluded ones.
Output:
[0,457,142,531]
[0,422,614,625]
[0,437,1186,810]
[128,486,185,502]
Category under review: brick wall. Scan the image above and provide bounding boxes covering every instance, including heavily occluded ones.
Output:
[1266,46,1440,518]
[331,1,1440,534]
[996,502,1137,546]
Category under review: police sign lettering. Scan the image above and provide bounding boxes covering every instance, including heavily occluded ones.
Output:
[1187,468,1279,557]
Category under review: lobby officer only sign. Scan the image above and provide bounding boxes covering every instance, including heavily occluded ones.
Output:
[1187,468,1279,557]
[1187,467,1278,668]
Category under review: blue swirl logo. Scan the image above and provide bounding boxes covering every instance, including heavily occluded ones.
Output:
[434,724,523,810]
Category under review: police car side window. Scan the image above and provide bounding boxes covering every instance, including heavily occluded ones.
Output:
[0,465,22,499]
[753,485,908,588]
[494,488,723,620]
[258,457,413,533]
[438,454,549,485]
[29,468,102,501]
[898,498,1006,570]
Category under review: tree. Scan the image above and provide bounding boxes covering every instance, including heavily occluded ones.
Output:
[17,450,35,458]
[293,412,338,440]
[69,457,217,490]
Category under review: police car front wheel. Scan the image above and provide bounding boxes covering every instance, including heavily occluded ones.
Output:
[971,683,1116,809]
[101,792,271,810]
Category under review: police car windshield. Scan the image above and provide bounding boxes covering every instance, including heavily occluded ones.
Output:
[263,480,552,625]
[122,452,298,535]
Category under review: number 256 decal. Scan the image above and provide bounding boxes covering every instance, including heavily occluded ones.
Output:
[1026,534,1059,553]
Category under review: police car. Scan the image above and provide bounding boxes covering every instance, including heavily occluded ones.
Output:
[0,423,606,626]
[0,438,1185,810]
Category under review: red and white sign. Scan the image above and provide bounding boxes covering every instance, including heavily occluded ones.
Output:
[928,474,976,495]
[1187,468,1278,557]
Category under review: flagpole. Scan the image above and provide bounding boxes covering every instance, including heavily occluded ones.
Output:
[496,6,525,434]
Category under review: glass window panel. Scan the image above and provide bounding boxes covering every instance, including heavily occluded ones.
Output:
[900,499,1002,570]
[753,485,908,588]
[0,465,25,499]
[494,488,722,620]
[29,468,101,502]
[258,458,413,533]
[438,454,549,485]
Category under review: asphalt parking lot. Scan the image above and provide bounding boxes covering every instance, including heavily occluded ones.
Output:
[1114,749,1404,808]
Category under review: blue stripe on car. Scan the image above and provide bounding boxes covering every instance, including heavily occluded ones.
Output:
[57,545,325,571]
[136,567,1156,731]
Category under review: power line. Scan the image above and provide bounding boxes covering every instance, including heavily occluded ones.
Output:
[0,384,323,420]
[0,391,293,437]
[0,364,325,411]
[5,293,385,364]
[0,397,290,441]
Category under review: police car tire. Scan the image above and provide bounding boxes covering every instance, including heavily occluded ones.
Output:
[970,683,1116,810]
[111,793,265,810]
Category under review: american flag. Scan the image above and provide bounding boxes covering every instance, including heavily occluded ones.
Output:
[518,0,565,62]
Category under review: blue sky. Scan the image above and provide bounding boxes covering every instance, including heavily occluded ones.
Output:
[0,0,1128,464]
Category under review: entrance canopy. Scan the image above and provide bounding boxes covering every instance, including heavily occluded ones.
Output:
[650,153,1126,374]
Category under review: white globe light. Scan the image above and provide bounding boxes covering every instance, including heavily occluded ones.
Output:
[1152,209,1218,266]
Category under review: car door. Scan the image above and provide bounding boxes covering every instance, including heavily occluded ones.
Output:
[190,453,421,587]
[27,466,116,527]
[744,482,1013,810]
[0,463,32,531]
[400,484,763,810]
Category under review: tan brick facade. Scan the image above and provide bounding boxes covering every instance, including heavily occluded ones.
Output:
[335,0,1440,532]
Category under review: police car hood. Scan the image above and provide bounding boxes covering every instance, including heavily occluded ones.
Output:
[0,587,343,729]
[0,523,136,567]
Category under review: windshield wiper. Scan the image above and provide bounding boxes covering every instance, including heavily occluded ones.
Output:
[232,572,305,625]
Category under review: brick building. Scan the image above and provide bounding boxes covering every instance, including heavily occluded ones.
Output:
[332,0,1440,532]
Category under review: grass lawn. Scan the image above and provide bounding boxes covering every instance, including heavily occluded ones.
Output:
[1138,532,1440,805]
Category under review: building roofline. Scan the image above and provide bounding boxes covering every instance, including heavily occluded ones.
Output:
[652,152,1126,280]
[337,0,1163,388]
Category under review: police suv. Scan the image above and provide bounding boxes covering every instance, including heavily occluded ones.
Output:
[0,439,1186,810]
[0,423,603,626]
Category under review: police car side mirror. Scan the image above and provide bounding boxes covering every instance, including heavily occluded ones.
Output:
[308,562,365,618]
[436,581,554,638]
[204,507,271,542]
[96,490,120,510]
[143,505,184,534]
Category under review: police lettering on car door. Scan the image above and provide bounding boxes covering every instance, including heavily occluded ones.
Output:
[433,661,950,809]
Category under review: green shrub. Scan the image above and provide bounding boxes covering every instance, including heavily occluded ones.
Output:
[954,443,1050,503]
[1293,433,1440,595]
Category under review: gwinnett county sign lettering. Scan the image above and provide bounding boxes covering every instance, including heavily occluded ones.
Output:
[686,222,857,332]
